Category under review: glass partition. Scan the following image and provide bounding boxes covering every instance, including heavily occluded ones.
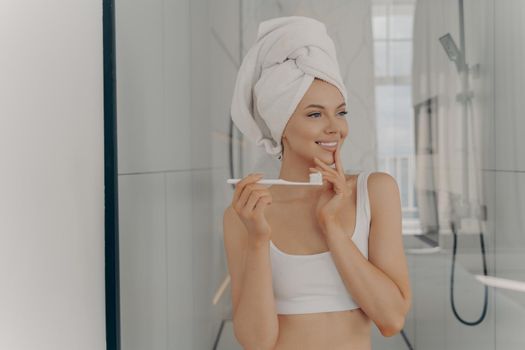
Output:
[110,0,524,348]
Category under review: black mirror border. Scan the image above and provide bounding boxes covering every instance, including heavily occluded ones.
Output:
[103,0,120,349]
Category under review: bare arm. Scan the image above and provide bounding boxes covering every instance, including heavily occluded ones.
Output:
[223,206,279,349]
[324,231,408,336]
[323,172,411,337]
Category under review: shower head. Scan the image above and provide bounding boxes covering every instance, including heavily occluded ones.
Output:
[439,33,464,72]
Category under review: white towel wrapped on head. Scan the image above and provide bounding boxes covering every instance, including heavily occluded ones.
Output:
[230,16,348,160]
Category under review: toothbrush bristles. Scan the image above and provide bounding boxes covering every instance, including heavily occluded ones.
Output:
[309,172,323,185]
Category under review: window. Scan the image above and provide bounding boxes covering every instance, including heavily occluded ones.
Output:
[372,0,421,234]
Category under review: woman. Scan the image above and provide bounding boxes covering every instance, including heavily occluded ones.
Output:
[224,16,411,350]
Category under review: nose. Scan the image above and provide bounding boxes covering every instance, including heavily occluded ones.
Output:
[324,114,344,134]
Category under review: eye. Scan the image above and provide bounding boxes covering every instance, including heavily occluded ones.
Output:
[307,111,349,118]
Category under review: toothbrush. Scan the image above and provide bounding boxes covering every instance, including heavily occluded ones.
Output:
[227,172,323,186]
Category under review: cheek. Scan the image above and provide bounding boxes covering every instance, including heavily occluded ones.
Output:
[340,128,349,140]
[296,129,319,144]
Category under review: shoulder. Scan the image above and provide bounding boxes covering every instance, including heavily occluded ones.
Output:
[343,171,398,189]
[366,172,401,215]
[366,171,399,192]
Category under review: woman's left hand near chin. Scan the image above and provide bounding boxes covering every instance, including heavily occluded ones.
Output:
[309,142,352,234]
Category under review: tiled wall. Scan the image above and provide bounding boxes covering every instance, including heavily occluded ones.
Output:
[115,0,232,348]
[493,0,525,348]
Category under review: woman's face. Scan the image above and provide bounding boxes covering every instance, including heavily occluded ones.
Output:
[281,78,349,164]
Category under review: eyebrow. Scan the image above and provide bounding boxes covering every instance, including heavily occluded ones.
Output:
[304,102,346,109]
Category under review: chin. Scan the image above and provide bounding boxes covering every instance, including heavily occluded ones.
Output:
[319,150,335,158]
[311,143,336,162]
[314,152,335,165]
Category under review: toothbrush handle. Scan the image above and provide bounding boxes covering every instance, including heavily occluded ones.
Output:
[226,179,315,185]
[227,179,284,185]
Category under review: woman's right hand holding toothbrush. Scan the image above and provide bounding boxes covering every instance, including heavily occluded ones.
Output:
[231,173,273,242]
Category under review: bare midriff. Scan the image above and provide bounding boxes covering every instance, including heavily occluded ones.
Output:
[273,308,372,350]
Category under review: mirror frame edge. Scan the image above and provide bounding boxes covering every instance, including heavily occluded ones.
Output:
[103,0,121,349]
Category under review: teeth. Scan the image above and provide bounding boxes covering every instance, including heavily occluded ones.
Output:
[316,141,337,146]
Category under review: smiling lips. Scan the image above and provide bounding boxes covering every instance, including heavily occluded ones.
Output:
[315,141,338,151]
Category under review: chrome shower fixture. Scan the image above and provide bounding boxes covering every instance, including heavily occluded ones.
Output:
[439,33,464,73]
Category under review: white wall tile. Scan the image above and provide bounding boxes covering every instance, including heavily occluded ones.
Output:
[118,173,168,350]
[116,0,193,174]
[413,254,447,350]
[163,0,193,170]
[494,0,525,171]
[494,171,525,350]
[166,171,194,349]
[189,0,213,170]
[210,16,241,172]
[189,169,217,349]
[494,171,525,269]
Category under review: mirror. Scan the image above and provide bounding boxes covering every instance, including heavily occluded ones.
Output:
[107,0,525,348]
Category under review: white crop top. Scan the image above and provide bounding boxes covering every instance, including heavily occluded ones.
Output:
[269,171,372,315]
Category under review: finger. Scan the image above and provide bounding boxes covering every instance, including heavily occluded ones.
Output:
[253,195,272,216]
[335,142,343,175]
[317,171,345,189]
[233,173,263,208]
[238,183,267,210]
[318,172,335,184]
[232,173,262,203]
[244,189,268,213]
[314,157,337,175]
